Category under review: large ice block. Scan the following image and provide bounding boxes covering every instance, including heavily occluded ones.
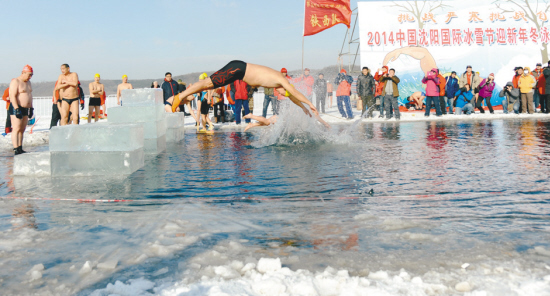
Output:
[121,88,163,106]
[108,104,166,123]
[165,113,185,128]
[166,128,185,143]
[14,152,51,176]
[144,135,166,154]
[50,123,144,152]
[50,149,144,176]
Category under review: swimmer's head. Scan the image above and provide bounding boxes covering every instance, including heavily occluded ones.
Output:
[281,68,287,74]
[122,74,128,82]
[60,64,70,74]
[22,65,33,81]
[199,73,208,80]
[94,73,100,82]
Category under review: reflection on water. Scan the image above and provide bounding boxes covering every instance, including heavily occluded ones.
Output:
[0,118,550,294]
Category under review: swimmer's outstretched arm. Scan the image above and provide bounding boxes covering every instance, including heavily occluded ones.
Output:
[186,101,199,123]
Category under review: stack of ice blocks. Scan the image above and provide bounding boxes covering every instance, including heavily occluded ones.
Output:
[14,123,144,176]
[165,113,185,142]
[108,89,166,154]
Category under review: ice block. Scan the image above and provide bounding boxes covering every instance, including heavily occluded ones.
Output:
[144,135,166,154]
[120,88,163,106]
[165,113,185,128]
[50,148,144,176]
[13,152,51,176]
[50,123,144,152]
[108,104,165,123]
[166,128,185,143]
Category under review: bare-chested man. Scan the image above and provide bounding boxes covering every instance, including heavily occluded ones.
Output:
[9,65,34,155]
[169,61,328,127]
[88,73,104,123]
[55,64,80,125]
[117,74,133,105]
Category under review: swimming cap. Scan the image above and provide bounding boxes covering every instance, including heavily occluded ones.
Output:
[199,73,208,80]
[94,73,100,78]
[122,74,128,79]
[22,65,33,73]
[281,68,287,73]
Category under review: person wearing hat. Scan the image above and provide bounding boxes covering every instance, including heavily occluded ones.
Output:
[499,81,520,114]
[335,68,354,119]
[459,65,480,94]
[476,74,496,114]
[357,67,375,118]
[533,63,544,111]
[88,73,104,123]
[117,74,133,106]
[519,67,537,114]
[9,65,34,155]
[313,73,328,114]
[445,71,459,114]
[374,66,392,118]
[161,72,180,106]
[294,68,314,102]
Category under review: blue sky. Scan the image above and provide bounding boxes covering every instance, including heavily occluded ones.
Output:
[1,0,367,82]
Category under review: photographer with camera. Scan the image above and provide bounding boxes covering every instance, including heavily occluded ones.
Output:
[421,68,442,117]
[499,82,520,114]
[454,84,474,115]
[476,74,496,114]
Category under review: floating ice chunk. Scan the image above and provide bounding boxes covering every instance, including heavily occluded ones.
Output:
[121,88,163,106]
[13,152,51,176]
[79,261,93,274]
[455,281,472,292]
[26,263,45,280]
[50,123,144,152]
[534,246,550,257]
[229,260,244,271]
[241,263,256,274]
[50,148,144,176]
[252,278,287,295]
[462,263,470,269]
[257,258,282,274]
[97,260,118,270]
[89,278,155,296]
[368,270,389,280]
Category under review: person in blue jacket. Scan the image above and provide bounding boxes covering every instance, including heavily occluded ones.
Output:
[445,71,459,114]
[161,72,180,103]
[454,84,474,115]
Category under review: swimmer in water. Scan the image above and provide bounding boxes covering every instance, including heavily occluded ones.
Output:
[169,61,328,127]
[9,65,34,155]
[117,74,133,105]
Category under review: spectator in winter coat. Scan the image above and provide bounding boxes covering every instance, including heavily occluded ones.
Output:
[519,68,537,114]
[499,81,520,114]
[476,74,496,114]
[438,72,447,115]
[161,72,180,103]
[533,63,543,110]
[513,67,523,88]
[378,68,401,120]
[357,67,375,118]
[454,84,474,115]
[293,68,314,100]
[335,68,354,119]
[445,72,459,114]
[538,65,548,113]
[374,66,391,118]
[459,66,480,93]
[421,68,442,117]
[232,80,251,124]
[313,73,328,113]
[262,87,276,118]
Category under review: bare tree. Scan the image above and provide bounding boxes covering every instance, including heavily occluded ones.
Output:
[390,0,450,29]
[495,0,550,63]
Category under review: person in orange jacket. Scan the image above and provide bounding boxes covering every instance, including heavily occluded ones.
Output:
[438,72,447,114]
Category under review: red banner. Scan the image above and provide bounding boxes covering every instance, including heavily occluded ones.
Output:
[304,0,351,37]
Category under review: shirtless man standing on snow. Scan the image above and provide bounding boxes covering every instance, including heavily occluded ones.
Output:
[168,60,329,127]
[117,75,133,105]
[9,65,34,155]
[88,73,104,123]
[55,64,80,125]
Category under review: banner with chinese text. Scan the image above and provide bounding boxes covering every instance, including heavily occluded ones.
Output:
[304,0,352,36]
[358,0,549,105]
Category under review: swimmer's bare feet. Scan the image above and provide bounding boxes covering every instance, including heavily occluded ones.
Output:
[243,114,253,119]
[244,123,253,131]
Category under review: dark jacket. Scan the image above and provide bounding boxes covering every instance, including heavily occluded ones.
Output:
[499,82,520,104]
[178,83,186,94]
[445,76,459,98]
[313,78,327,96]
[161,79,180,102]
[377,75,400,97]
[357,73,375,97]
[543,68,550,95]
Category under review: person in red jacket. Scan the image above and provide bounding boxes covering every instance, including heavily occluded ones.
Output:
[293,68,315,101]
[438,72,447,114]
[232,80,251,125]
[374,66,391,118]
[539,65,548,113]
[169,60,318,118]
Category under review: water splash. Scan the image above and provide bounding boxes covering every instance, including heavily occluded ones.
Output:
[250,101,354,148]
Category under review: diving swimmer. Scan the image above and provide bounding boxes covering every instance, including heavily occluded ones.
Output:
[169,61,324,124]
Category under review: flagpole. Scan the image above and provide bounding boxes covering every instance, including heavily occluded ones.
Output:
[302,36,305,73]
[302,0,306,74]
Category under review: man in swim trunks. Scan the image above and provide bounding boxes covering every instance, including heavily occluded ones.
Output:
[117,74,133,105]
[9,65,34,155]
[88,73,104,123]
[169,61,322,123]
[55,64,80,125]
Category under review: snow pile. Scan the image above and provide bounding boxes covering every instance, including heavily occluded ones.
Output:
[0,130,48,149]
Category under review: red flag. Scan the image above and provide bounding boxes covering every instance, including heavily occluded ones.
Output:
[304,0,351,37]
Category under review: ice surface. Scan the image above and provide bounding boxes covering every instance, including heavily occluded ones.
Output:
[165,112,185,128]
[13,152,51,176]
[144,135,166,154]
[108,104,165,123]
[166,128,185,143]
[50,123,144,152]
[97,260,118,270]
[50,148,144,176]
[120,88,163,106]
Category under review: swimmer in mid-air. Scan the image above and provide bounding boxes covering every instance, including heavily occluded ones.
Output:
[169,61,328,127]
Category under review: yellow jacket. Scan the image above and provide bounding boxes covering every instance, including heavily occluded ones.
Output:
[518,74,536,93]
